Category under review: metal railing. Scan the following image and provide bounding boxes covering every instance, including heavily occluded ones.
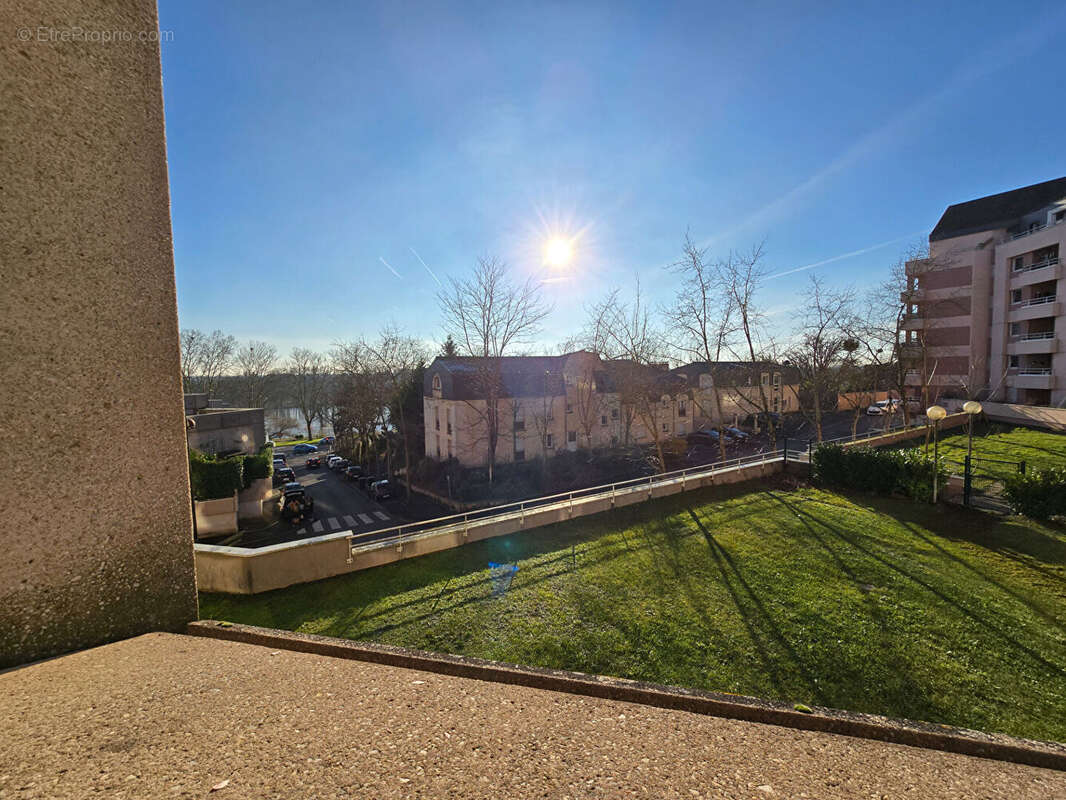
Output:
[1017,368,1053,376]
[345,419,928,558]
[1012,256,1059,274]
[1010,224,1047,241]
[1015,294,1057,307]
[1016,331,1055,341]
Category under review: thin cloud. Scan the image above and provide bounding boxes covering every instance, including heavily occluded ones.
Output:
[410,247,442,286]
[765,231,924,281]
[379,257,402,279]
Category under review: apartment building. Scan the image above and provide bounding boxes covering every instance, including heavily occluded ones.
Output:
[423,352,798,467]
[904,176,1066,406]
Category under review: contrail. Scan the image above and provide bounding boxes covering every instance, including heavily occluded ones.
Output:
[379,257,402,279]
[764,231,924,281]
[410,247,441,286]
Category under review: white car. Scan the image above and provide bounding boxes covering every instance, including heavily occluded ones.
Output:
[866,399,900,416]
[328,456,344,470]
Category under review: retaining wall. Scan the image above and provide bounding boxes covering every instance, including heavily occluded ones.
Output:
[982,402,1066,432]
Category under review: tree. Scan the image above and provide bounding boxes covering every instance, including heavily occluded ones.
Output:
[179,329,237,396]
[786,276,856,441]
[330,340,383,468]
[662,233,736,460]
[584,281,672,471]
[361,324,428,502]
[438,256,552,482]
[235,340,277,409]
[440,334,458,357]
[719,244,780,445]
[288,347,329,439]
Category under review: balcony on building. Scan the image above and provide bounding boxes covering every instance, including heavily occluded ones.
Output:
[1009,244,1061,289]
[1008,281,1059,322]
[1008,317,1058,355]
[1007,354,1057,390]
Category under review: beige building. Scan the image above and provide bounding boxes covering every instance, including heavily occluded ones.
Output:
[423,352,798,467]
[905,177,1066,406]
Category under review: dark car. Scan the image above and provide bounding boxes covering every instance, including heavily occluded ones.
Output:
[305,455,321,468]
[724,427,750,441]
[360,475,378,493]
[317,436,335,446]
[274,466,296,484]
[292,443,318,454]
[332,458,350,473]
[344,464,362,480]
[370,479,392,500]
[687,428,721,445]
[273,453,287,465]
[280,482,313,524]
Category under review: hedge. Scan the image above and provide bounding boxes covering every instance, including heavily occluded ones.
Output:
[1003,467,1066,520]
[812,444,945,503]
[241,443,274,488]
[188,449,245,500]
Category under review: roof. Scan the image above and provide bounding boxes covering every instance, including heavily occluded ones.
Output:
[929,176,1066,242]
[671,361,801,386]
[426,355,569,400]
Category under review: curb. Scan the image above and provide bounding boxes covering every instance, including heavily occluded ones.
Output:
[187,620,1066,772]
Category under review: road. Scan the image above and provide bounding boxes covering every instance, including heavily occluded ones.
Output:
[235,446,400,548]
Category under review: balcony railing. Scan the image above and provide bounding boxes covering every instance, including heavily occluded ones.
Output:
[1017,368,1053,376]
[1012,256,1059,274]
[1011,224,1046,241]
[1016,332,1055,341]
[1014,294,1057,307]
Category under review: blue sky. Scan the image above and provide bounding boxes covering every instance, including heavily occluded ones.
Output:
[159,0,1066,355]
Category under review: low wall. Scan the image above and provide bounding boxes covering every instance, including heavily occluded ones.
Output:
[195,493,238,537]
[238,477,272,519]
[982,402,1066,432]
[196,457,782,594]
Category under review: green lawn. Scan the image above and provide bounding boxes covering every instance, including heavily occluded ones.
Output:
[201,481,1066,743]
[913,424,1065,487]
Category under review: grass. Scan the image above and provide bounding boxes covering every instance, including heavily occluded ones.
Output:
[272,436,327,447]
[909,424,1066,488]
[201,479,1066,743]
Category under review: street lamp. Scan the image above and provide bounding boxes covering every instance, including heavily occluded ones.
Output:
[962,400,983,505]
[926,405,947,503]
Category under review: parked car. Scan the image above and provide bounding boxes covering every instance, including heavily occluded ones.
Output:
[724,426,750,441]
[317,436,335,446]
[274,466,296,484]
[292,443,318,454]
[687,428,721,445]
[305,455,321,468]
[279,482,313,525]
[328,456,344,470]
[743,411,781,428]
[866,399,900,416]
[273,453,287,465]
[370,479,392,500]
[332,458,350,473]
[361,475,379,494]
[344,464,363,480]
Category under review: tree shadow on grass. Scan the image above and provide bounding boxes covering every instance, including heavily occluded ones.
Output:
[772,495,1066,680]
[686,506,827,705]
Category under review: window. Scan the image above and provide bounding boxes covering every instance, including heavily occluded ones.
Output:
[611,408,619,419]
[773,397,780,413]
[435,407,440,431]
[661,422,669,433]
[514,438,525,460]
[1009,355,1020,368]
[600,414,607,426]
[1013,256,1026,271]
[436,437,441,458]
[1009,322,1020,337]
[611,435,619,446]
[661,395,670,408]
[679,400,687,417]
[567,430,577,443]
[1056,210,1065,223]
[432,374,442,395]
[514,418,525,432]
[546,433,553,449]
[773,372,781,386]
[1012,289,1023,304]
[761,373,769,386]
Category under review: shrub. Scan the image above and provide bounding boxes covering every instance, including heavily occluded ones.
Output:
[812,444,945,503]
[1003,467,1066,520]
[241,447,274,487]
[188,449,244,500]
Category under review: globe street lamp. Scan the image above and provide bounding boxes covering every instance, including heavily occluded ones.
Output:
[926,405,947,503]
[962,400,983,505]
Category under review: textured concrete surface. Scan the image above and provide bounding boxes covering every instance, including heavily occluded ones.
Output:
[0,0,197,666]
[2,634,1063,798]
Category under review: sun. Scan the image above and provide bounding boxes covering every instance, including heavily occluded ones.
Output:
[544,236,574,268]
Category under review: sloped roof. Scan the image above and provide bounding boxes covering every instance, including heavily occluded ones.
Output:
[930,177,1066,242]
[670,361,800,386]
[426,355,567,400]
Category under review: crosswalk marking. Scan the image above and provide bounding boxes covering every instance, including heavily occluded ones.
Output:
[343,515,357,527]
[358,513,373,524]
[327,517,339,529]
[312,520,323,533]
[373,511,388,521]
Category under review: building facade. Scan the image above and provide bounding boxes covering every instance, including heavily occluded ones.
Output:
[423,352,798,467]
[904,177,1066,406]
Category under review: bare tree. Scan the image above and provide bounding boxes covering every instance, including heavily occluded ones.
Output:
[786,276,856,441]
[662,233,736,459]
[438,257,552,482]
[179,329,236,396]
[235,340,277,409]
[331,341,383,467]
[361,324,428,501]
[288,347,329,440]
[584,281,672,471]
[179,329,205,393]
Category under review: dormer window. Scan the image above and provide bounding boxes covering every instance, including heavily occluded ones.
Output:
[432,374,442,397]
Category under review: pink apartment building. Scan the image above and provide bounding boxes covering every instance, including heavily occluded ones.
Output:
[904,176,1066,406]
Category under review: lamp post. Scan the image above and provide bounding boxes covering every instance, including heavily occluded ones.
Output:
[926,405,947,503]
[962,400,983,506]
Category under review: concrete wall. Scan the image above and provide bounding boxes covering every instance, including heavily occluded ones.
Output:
[187,408,266,455]
[0,0,198,666]
[983,402,1066,432]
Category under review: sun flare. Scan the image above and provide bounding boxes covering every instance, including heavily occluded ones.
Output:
[544,236,574,268]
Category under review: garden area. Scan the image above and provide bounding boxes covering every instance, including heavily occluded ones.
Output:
[201,476,1066,743]
[914,423,1065,483]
